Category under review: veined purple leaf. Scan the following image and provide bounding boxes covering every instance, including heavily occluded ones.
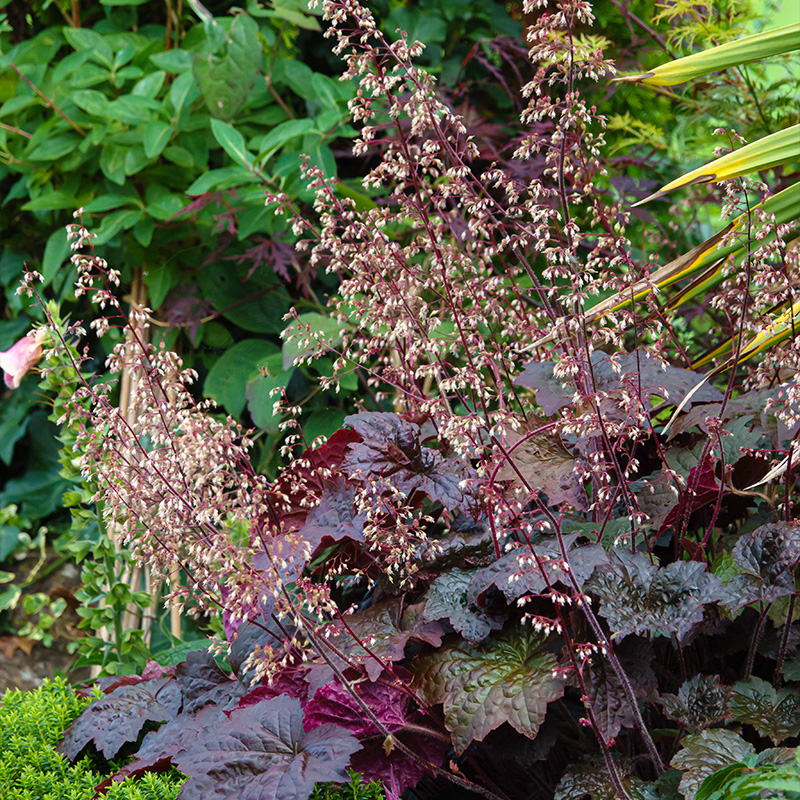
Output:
[412,628,565,754]
[587,550,729,643]
[515,350,722,418]
[343,412,477,511]
[176,648,246,713]
[298,477,365,547]
[58,677,182,760]
[314,597,444,682]
[423,568,505,643]
[172,695,360,800]
[304,674,447,797]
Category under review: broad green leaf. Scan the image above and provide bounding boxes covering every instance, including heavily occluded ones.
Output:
[257,118,316,159]
[63,27,114,67]
[42,227,71,286]
[71,88,109,116]
[210,117,255,169]
[184,165,256,195]
[412,628,564,754]
[281,312,345,370]
[728,677,800,744]
[93,208,143,245]
[124,144,151,175]
[144,183,184,220]
[132,70,166,98]
[133,215,154,248]
[193,14,261,120]
[100,143,127,184]
[104,95,160,125]
[204,339,280,418]
[619,23,800,86]
[27,133,80,161]
[143,120,172,158]
[0,381,33,465]
[149,50,193,73]
[301,409,347,444]
[83,192,139,213]
[168,72,196,114]
[245,353,292,431]
[0,469,71,519]
[22,190,80,211]
[636,127,800,205]
[672,730,755,800]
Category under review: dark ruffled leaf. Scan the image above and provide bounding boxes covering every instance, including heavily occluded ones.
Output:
[515,350,722,418]
[587,550,728,643]
[412,628,565,754]
[660,675,728,729]
[236,669,310,709]
[417,514,498,573]
[728,522,800,607]
[661,459,722,534]
[554,757,658,800]
[315,598,444,682]
[423,568,505,643]
[298,477,365,549]
[343,412,476,511]
[88,660,176,696]
[468,536,606,604]
[494,417,587,509]
[172,695,360,800]
[105,704,225,787]
[728,677,800,744]
[304,675,447,798]
[671,730,755,800]
[58,677,182,760]
[176,648,246,713]
[579,639,658,741]
[229,615,295,688]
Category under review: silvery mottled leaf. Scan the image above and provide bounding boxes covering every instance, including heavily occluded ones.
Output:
[422,568,505,643]
[672,729,754,800]
[728,522,800,607]
[554,758,659,800]
[660,674,727,729]
[728,676,800,744]
[587,550,729,642]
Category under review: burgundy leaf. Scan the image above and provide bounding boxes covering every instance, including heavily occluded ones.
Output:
[176,648,246,713]
[343,412,477,511]
[171,695,361,800]
[58,677,181,760]
[304,676,446,799]
[298,478,366,548]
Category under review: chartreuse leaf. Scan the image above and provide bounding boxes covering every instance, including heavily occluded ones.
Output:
[618,22,800,86]
[696,748,800,800]
[635,128,800,206]
[672,730,755,800]
[412,628,564,755]
[728,677,800,744]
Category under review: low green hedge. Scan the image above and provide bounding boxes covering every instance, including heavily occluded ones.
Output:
[0,678,385,800]
[0,678,182,800]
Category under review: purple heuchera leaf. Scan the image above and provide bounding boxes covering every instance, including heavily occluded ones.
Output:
[423,568,506,643]
[515,350,722,418]
[298,477,366,547]
[176,648,246,713]
[343,412,477,511]
[58,677,182,760]
[171,695,361,800]
[304,676,447,800]
[587,550,729,643]
[312,598,444,682]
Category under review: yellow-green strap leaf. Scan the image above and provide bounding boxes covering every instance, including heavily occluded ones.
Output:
[634,127,800,205]
[617,22,800,86]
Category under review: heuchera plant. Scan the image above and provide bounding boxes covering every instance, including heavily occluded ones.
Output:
[23,0,800,797]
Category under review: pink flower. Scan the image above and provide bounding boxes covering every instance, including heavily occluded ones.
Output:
[0,329,46,389]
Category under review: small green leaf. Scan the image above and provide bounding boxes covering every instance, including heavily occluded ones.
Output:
[143,120,172,158]
[210,118,255,169]
[42,227,70,286]
[93,209,143,245]
[131,70,166,98]
[281,312,345,370]
[168,72,196,114]
[100,143,127,184]
[63,27,114,67]
[71,88,109,116]
[149,50,194,73]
